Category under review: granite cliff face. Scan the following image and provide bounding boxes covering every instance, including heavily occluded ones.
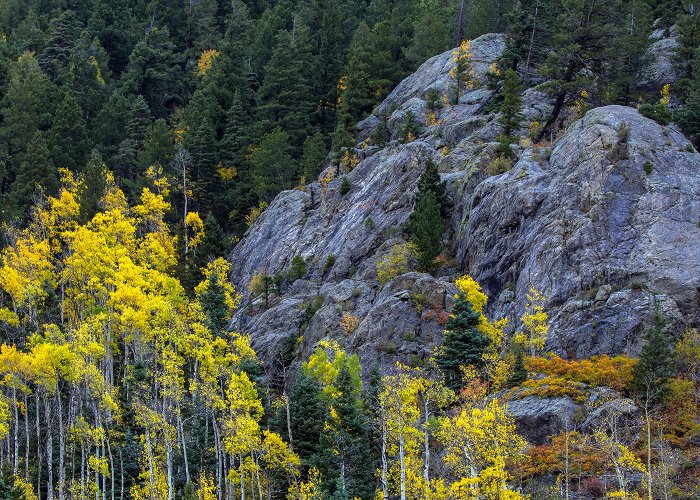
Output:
[229,33,700,373]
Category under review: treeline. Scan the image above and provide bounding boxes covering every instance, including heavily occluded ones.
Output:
[2,0,697,250]
[0,0,509,240]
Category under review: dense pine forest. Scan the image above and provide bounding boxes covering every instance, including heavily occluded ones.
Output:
[0,0,699,499]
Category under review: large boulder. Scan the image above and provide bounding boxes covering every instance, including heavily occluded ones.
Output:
[457,106,700,356]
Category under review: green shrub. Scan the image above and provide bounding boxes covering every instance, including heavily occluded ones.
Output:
[288,255,307,282]
[638,103,672,125]
[339,176,350,195]
[364,217,375,231]
[643,161,653,175]
[323,254,336,274]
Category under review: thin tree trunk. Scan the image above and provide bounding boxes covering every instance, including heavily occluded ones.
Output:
[423,399,430,486]
[12,384,18,475]
[381,411,388,500]
[36,393,42,499]
[525,0,540,80]
[177,410,190,484]
[24,391,29,480]
[45,393,54,500]
[57,391,65,500]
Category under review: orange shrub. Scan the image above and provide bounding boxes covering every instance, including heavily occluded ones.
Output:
[517,431,605,478]
[526,354,637,392]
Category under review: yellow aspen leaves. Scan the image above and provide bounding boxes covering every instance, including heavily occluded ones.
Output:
[197,49,220,76]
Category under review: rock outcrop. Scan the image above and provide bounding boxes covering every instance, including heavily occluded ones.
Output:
[229,33,700,374]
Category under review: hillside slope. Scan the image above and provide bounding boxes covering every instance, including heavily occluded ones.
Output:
[229,33,700,370]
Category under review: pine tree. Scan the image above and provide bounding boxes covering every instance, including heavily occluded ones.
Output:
[499,69,523,138]
[137,119,175,171]
[255,26,316,154]
[49,89,90,169]
[675,8,700,97]
[435,292,490,389]
[250,127,295,202]
[410,190,443,271]
[300,132,328,182]
[631,301,675,405]
[290,372,325,469]
[507,347,527,387]
[8,132,57,218]
[79,150,107,223]
[201,270,229,337]
[314,360,375,499]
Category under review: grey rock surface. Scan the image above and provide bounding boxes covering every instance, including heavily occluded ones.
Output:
[229,33,700,373]
[507,396,580,445]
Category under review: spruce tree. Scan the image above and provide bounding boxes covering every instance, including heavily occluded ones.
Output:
[255,26,316,155]
[435,292,490,389]
[410,190,443,271]
[313,360,375,499]
[79,150,107,223]
[137,118,175,171]
[250,127,295,202]
[507,347,527,387]
[49,89,90,169]
[631,301,675,405]
[499,69,523,138]
[8,131,57,218]
[300,131,328,181]
[0,52,52,168]
[289,372,325,469]
[201,270,229,337]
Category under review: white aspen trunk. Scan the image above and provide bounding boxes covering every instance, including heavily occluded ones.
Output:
[119,447,124,500]
[177,410,190,484]
[166,440,174,500]
[36,393,42,499]
[144,428,155,493]
[57,391,65,500]
[239,453,246,500]
[423,399,430,487]
[106,437,114,500]
[399,428,406,500]
[12,384,18,475]
[646,398,652,500]
[45,394,54,500]
[284,393,293,451]
[381,412,388,500]
[23,391,29,480]
[254,455,263,500]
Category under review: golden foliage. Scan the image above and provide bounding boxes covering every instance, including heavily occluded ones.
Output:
[245,201,268,227]
[197,49,220,76]
[376,243,417,286]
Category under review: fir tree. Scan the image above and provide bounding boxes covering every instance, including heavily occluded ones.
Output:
[300,131,328,182]
[79,150,107,223]
[631,300,675,405]
[410,190,443,271]
[290,372,325,469]
[435,292,490,389]
[49,89,90,169]
[499,69,523,138]
[8,131,57,219]
[250,127,295,202]
[201,270,229,337]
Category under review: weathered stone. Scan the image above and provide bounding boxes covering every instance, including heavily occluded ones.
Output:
[507,396,580,445]
[229,34,700,374]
